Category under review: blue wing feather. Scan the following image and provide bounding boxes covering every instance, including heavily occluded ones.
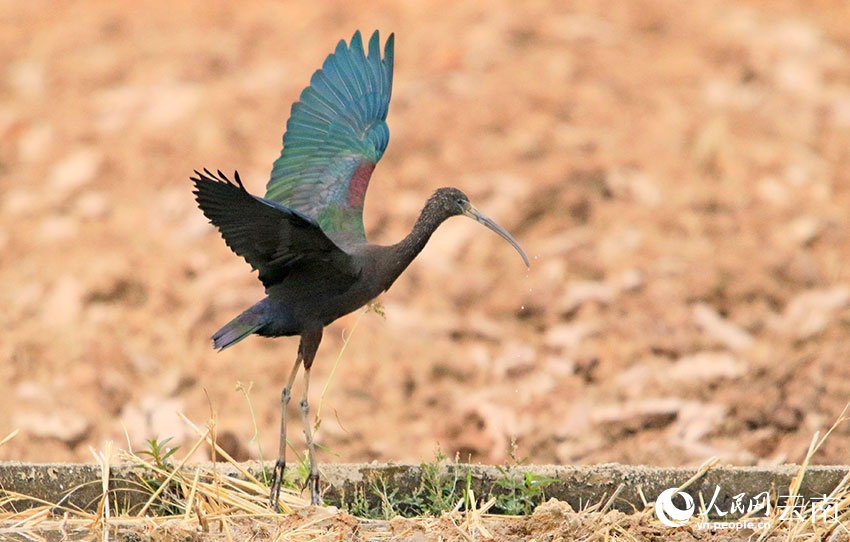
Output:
[266,30,394,247]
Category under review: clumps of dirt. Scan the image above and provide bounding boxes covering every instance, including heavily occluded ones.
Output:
[5,0,850,495]
[384,500,791,541]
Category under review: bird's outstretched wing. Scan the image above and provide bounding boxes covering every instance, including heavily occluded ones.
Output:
[192,169,360,295]
[265,30,394,248]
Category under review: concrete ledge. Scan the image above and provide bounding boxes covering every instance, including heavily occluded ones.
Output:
[1,462,848,517]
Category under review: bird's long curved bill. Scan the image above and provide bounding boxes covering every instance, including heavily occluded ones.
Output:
[463,204,530,267]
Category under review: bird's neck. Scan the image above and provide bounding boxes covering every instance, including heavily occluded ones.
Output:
[383,205,448,287]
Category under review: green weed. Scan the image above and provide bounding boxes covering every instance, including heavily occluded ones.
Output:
[336,450,466,518]
[135,436,185,515]
[493,468,557,515]
[138,436,179,470]
[333,470,398,519]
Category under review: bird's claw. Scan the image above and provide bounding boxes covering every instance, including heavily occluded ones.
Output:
[299,471,323,505]
[308,472,323,506]
[269,459,286,512]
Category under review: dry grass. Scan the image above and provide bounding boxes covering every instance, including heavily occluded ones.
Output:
[0,413,313,540]
[1,410,850,541]
[747,403,850,541]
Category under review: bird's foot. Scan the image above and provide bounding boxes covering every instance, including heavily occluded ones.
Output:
[269,458,286,512]
[308,471,323,506]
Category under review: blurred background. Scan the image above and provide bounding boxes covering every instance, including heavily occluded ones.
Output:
[2,0,850,469]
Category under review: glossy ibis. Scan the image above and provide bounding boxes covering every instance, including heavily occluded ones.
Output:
[192,30,529,508]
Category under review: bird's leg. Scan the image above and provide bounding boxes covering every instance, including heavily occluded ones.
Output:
[299,328,323,505]
[300,367,323,505]
[269,350,303,512]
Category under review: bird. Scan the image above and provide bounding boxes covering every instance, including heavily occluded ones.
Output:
[191,30,529,509]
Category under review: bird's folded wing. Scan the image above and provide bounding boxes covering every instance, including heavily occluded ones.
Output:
[265,30,394,247]
[192,169,359,293]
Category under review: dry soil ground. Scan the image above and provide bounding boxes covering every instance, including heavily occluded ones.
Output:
[3,0,850,539]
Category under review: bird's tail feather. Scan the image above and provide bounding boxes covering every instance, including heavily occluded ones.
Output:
[211,297,297,350]
[212,314,264,350]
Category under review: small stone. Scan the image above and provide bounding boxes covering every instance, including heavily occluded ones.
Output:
[544,322,597,351]
[8,282,43,316]
[8,60,45,96]
[832,96,850,128]
[120,396,189,452]
[389,517,430,542]
[118,403,147,442]
[15,381,50,402]
[692,303,754,351]
[4,189,37,216]
[492,341,537,378]
[74,191,111,219]
[463,173,531,225]
[776,287,850,340]
[179,213,214,243]
[41,275,84,326]
[592,398,683,437]
[559,280,615,313]
[142,82,201,129]
[785,216,822,246]
[17,122,53,162]
[598,227,644,261]
[668,351,747,382]
[614,268,644,292]
[157,367,189,397]
[607,168,662,207]
[145,397,186,440]
[672,402,727,443]
[39,216,78,241]
[15,410,91,445]
[757,176,790,207]
[48,148,103,194]
[543,354,576,379]
[460,312,504,342]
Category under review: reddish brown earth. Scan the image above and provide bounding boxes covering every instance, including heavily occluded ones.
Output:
[3,0,850,507]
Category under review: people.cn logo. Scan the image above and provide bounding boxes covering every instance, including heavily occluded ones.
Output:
[655,488,696,527]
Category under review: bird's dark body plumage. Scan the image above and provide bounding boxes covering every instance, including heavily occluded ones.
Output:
[191,31,528,508]
[195,170,477,350]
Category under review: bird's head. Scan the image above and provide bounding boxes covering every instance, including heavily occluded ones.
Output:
[430,187,530,267]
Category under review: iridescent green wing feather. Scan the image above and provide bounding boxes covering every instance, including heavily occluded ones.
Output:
[265,30,394,247]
